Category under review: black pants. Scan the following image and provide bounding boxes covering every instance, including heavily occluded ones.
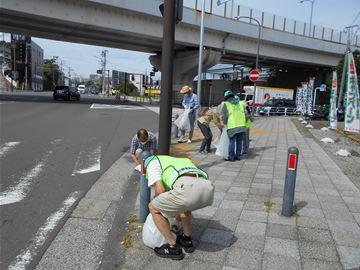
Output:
[197,121,212,152]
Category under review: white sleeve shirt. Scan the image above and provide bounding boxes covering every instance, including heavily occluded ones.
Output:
[147,159,162,187]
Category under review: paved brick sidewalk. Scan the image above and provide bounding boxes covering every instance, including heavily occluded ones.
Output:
[121,117,360,270]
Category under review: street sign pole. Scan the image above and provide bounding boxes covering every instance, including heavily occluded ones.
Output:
[196,0,206,106]
[158,0,176,155]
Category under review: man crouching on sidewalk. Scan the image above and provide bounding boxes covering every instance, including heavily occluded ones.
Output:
[143,155,214,260]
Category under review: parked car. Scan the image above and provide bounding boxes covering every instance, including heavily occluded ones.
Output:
[53,86,80,101]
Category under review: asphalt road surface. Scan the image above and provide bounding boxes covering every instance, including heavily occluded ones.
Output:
[0,91,158,269]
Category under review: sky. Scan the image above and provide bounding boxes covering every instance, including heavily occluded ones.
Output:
[3,0,360,78]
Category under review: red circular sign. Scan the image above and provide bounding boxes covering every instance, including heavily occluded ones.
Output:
[249,69,260,82]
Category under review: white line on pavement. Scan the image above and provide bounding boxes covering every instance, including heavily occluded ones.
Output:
[7,191,81,270]
[90,103,145,110]
[0,141,21,158]
[72,145,101,175]
[0,139,61,206]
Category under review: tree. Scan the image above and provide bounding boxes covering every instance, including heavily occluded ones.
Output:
[115,82,137,94]
[43,59,60,90]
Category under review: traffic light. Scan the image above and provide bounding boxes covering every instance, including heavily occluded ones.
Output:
[131,74,135,81]
[152,66,158,73]
[159,0,183,24]
[150,72,155,77]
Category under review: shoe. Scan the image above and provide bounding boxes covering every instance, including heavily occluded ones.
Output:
[199,150,207,154]
[178,139,186,143]
[154,243,184,260]
[225,157,235,162]
[187,139,192,143]
[177,234,195,253]
[235,156,241,161]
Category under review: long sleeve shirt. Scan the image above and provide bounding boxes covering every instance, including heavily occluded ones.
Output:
[182,93,200,110]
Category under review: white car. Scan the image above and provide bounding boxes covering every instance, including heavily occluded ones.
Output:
[77,84,86,94]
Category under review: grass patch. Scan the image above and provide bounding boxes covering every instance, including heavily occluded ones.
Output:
[127,215,138,223]
[122,233,133,249]
[264,201,274,212]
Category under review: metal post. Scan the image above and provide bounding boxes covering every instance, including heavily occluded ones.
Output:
[293,21,297,34]
[158,0,176,155]
[283,18,286,31]
[313,87,320,109]
[252,19,261,117]
[309,1,314,36]
[321,27,325,39]
[282,147,299,217]
[197,0,206,106]
[139,151,152,222]
[272,15,275,29]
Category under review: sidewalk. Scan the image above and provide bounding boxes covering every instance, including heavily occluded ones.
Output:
[121,117,360,270]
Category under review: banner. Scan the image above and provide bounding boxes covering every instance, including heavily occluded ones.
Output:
[296,83,307,115]
[306,78,315,116]
[329,71,338,129]
[344,52,360,133]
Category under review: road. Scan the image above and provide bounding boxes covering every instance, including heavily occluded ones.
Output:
[0,91,158,269]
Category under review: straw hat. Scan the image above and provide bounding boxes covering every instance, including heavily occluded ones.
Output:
[180,85,192,94]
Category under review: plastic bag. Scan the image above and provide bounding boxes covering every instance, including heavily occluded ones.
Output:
[174,109,191,131]
[142,214,176,249]
[215,129,229,159]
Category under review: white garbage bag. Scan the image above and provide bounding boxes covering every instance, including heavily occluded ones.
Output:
[215,130,229,159]
[174,109,191,131]
[336,149,351,157]
[301,120,308,125]
[321,127,329,132]
[305,124,314,129]
[142,214,175,249]
[321,137,335,144]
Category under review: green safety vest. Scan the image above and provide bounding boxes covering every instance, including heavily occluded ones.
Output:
[145,155,208,191]
[224,101,246,129]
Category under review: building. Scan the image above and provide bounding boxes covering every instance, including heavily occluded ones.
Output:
[30,40,43,91]
[129,73,149,95]
[112,70,129,88]
[10,35,43,90]
[0,41,11,71]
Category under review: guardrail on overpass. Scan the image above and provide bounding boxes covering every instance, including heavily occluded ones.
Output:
[180,0,359,47]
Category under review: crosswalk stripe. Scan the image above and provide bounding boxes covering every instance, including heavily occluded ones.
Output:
[0,141,20,158]
[8,191,81,270]
[90,103,145,110]
[0,139,61,206]
[72,144,101,176]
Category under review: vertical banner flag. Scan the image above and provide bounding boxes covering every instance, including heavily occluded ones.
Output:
[329,71,338,129]
[296,87,301,112]
[307,78,315,116]
[344,52,360,133]
[300,82,308,115]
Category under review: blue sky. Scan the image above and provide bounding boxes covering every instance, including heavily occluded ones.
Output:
[4,0,359,78]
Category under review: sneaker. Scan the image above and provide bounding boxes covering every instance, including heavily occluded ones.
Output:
[225,157,235,162]
[187,139,192,143]
[177,234,195,253]
[154,243,184,260]
[199,150,207,154]
[178,139,186,143]
[206,149,212,153]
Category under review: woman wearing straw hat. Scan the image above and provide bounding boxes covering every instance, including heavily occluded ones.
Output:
[179,85,199,143]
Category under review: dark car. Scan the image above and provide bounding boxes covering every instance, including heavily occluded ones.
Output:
[53,86,80,101]
[258,98,296,116]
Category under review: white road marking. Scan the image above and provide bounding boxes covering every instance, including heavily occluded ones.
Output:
[72,145,101,175]
[0,141,20,158]
[90,103,145,110]
[0,139,61,206]
[8,191,81,270]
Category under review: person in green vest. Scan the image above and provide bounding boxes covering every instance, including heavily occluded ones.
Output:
[220,90,248,161]
[144,155,214,260]
[235,94,252,154]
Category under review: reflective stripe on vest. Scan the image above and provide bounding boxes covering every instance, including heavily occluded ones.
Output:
[224,101,246,129]
[145,155,208,191]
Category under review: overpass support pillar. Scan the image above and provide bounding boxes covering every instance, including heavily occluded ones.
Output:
[150,49,221,104]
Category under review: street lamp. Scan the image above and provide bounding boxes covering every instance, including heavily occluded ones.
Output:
[235,16,262,116]
[300,0,315,37]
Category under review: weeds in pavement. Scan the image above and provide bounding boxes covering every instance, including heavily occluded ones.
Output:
[127,215,138,223]
[122,233,133,248]
[264,201,274,212]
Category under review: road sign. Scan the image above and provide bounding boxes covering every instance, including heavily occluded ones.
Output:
[249,69,260,82]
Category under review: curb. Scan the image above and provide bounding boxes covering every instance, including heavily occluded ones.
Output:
[35,152,135,270]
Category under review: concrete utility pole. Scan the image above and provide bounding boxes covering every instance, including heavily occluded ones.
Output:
[101,50,108,95]
[158,0,176,155]
[337,24,359,109]
[196,0,206,106]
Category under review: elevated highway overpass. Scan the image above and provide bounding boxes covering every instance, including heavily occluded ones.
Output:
[1,0,358,100]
